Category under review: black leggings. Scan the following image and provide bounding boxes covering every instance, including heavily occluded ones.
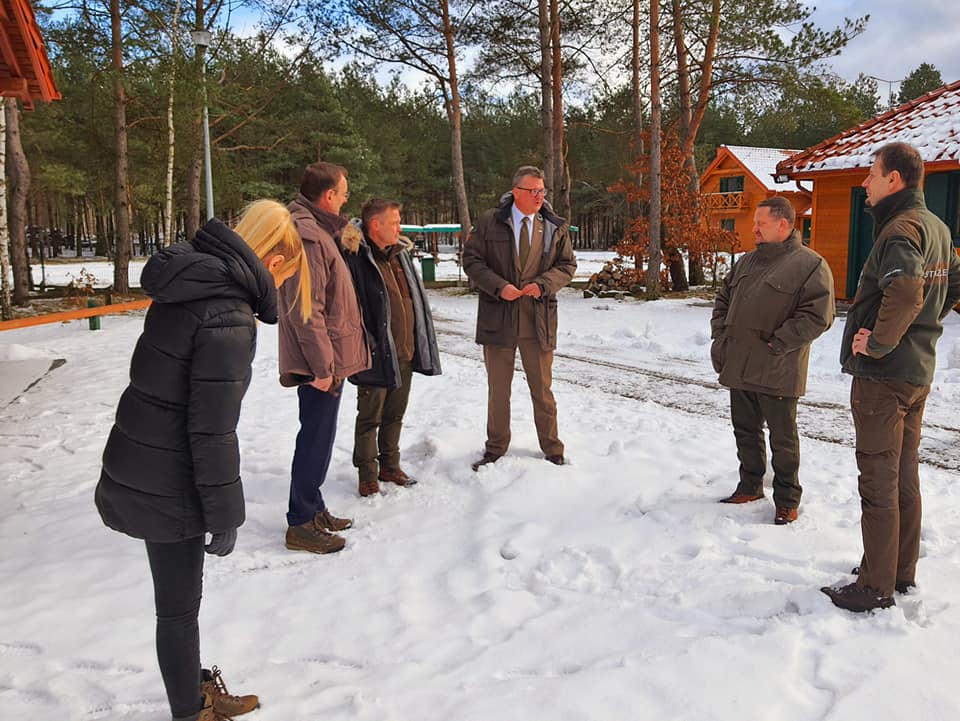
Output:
[145,537,205,719]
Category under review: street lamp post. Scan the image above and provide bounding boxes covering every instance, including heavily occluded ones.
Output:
[191,29,215,221]
[868,75,900,110]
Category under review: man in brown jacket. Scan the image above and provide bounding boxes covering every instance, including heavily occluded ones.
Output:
[711,196,834,524]
[463,166,577,470]
[280,161,371,554]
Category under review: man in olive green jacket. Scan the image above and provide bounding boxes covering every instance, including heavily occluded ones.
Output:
[822,142,960,613]
[711,196,835,524]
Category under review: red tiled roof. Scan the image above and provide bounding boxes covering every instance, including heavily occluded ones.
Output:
[777,80,960,178]
[0,0,60,109]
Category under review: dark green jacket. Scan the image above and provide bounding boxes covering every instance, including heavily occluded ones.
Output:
[711,231,835,397]
[840,187,960,385]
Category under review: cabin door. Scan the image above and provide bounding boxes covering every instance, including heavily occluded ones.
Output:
[846,187,873,298]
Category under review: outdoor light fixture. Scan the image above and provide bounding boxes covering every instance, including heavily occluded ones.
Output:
[190,30,215,221]
[773,173,790,183]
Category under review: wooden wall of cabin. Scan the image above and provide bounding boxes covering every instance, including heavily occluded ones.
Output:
[808,172,861,300]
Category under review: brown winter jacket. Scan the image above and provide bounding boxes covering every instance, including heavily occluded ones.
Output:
[711,230,835,397]
[463,196,576,351]
[279,195,370,384]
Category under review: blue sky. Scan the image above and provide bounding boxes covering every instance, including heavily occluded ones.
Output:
[810,0,959,89]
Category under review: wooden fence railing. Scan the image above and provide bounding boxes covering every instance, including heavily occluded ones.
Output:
[0,300,151,332]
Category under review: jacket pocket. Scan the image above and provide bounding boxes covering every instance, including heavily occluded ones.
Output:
[711,337,727,373]
[749,276,802,332]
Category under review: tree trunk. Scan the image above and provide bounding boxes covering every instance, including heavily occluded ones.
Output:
[5,98,30,305]
[549,0,570,218]
[440,0,471,235]
[187,157,201,240]
[538,0,554,185]
[164,0,181,246]
[631,0,645,271]
[0,104,10,319]
[647,0,662,298]
[112,0,131,293]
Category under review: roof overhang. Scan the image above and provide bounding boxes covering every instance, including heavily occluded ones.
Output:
[0,0,60,109]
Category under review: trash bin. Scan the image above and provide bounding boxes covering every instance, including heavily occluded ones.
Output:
[87,297,101,331]
[420,256,436,283]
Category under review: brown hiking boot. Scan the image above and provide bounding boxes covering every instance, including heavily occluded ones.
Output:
[719,491,765,504]
[471,452,502,471]
[378,467,418,486]
[359,477,381,497]
[315,508,353,532]
[774,507,798,525]
[177,692,224,721]
[201,666,259,717]
[285,518,345,554]
[821,581,894,612]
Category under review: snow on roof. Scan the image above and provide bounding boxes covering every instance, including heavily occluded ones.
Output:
[777,80,960,176]
[721,145,802,191]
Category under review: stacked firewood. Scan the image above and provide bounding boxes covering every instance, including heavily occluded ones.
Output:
[583,261,644,298]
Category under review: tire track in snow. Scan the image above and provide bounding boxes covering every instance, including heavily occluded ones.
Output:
[433,324,960,472]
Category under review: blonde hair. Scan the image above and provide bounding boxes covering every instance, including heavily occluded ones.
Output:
[234,199,312,322]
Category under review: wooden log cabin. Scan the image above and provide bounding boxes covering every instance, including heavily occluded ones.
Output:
[700,145,812,253]
[776,80,960,300]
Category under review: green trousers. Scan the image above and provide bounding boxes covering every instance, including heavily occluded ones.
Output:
[353,361,414,483]
[729,388,801,508]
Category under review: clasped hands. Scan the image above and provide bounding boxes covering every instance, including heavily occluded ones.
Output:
[500,283,542,301]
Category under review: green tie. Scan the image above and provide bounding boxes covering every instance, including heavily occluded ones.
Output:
[519,216,530,268]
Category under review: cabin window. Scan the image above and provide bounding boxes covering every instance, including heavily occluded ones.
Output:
[719,176,744,193]
[720,218,735,232]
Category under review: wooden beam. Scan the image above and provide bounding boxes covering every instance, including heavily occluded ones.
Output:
[0,74,27,95]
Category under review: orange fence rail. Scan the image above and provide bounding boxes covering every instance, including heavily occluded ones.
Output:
[0,300,151,332]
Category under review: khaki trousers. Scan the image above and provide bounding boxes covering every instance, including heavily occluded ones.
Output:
[353,361,414,483]
[483,340,563,457]
[851,377,929,596]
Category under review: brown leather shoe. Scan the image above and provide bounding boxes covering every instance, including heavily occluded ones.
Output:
[719,491,765,504]
[378,467,418,486]
[316,508,353,532]
[471,452,502,471]
[545,454,565,465]
[359,478,381,497]
[774,506,798,525]
[201,666,259,717]
[285,518,346,554]
[821,581,894,612]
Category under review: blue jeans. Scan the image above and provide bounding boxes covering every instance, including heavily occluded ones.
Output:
[287,384,342,526]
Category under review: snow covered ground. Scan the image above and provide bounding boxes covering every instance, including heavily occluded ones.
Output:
[2,285,960,721]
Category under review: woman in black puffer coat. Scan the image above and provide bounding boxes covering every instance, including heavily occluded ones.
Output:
[95,200,310,721]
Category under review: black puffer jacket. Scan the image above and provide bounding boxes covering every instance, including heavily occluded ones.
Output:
[95,219,278,542]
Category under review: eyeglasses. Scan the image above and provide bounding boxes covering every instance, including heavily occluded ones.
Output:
[515,187,547,198]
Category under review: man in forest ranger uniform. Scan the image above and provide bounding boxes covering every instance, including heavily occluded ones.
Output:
[822,142,960,613]
[711,195,835,525]
[463,166,577,471]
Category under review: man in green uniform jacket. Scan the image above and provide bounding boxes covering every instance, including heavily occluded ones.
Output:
[823,142,960,613]
[711,196,835,525]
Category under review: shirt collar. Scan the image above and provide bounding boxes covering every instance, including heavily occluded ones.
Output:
[511,203,534,230]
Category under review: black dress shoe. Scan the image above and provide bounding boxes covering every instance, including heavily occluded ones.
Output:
[545,454,565,465]
[821,581,894,612]
[471,452,502,471]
